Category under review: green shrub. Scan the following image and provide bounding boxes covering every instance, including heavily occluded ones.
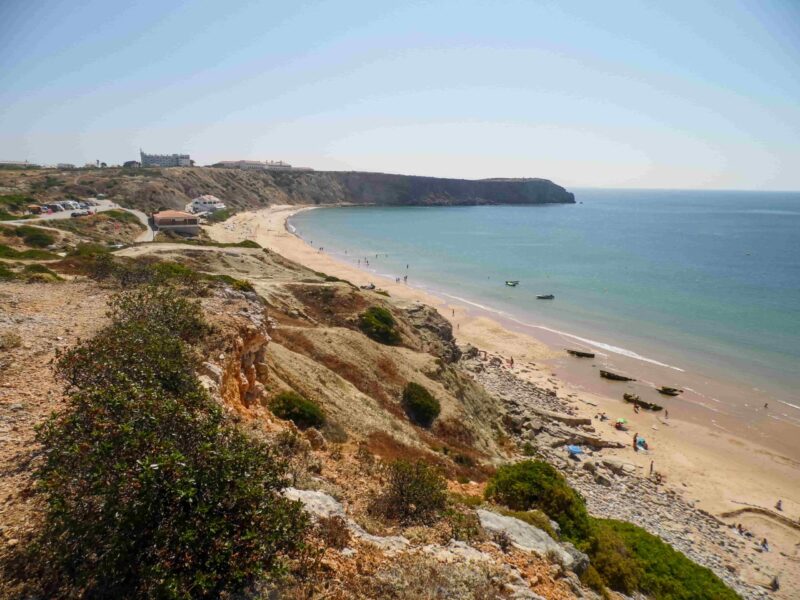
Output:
[7,287,309,599]
[484,460,591,541]
[0,263,17,280]
[67,242,111,258]
[588,518,739,600]
[212,273,255,292]
[372,459,447,525]
[0,244,57,260]
[402,382,440,427]
[269,391,326,429]
[358,306,400,345]
[22,264,61,281]
[107,285,211,343]
[14,225,55,248]
[206,208,234,223]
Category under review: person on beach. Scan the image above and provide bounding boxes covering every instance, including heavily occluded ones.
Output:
[649,460,654,476]
[452,309,455,317]
[665,409,669,419]
[761,538,770,552]
[776,499,783,511]
[403,275,407,283]
[633,433,639,451]
[509,357,514,369]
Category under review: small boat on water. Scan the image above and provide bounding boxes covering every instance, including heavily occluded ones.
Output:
[623,393,663,411]
[536,294,555,300]
[566,349,595,358]
[505,280,519,287]
[600,369,636,382]
[657,386,682,396]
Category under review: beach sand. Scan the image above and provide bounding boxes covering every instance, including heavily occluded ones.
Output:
[208,205,800,589]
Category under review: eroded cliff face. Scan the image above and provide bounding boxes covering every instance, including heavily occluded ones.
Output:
[0,167,575,214]
[198,291,273,412]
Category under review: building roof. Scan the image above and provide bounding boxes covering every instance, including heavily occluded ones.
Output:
[154,210,196,219]
[191,194,223,203]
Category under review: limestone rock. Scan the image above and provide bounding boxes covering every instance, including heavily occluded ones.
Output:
[476,509,574,568]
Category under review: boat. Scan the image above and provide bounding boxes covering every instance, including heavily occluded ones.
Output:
[536,294,555,300]
[623,393,663,411]
[566,349,595,358]
[505,280,519,287]
[657,386,682,396]
[600,369,636,382]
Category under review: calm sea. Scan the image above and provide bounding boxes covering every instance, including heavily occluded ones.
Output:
[289,189,800,425]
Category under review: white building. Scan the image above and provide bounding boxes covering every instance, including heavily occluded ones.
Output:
[57,163,76,169]
[186,194,226,214]
[140,150,192,168]
[213,159,306,171]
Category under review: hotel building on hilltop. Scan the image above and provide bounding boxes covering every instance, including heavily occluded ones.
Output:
[140,150,192,168]
[213,159,312,171]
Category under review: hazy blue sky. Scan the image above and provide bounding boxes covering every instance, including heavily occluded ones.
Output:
[1,0,798,190]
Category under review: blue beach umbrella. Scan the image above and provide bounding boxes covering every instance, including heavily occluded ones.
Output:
[567,445,584,455]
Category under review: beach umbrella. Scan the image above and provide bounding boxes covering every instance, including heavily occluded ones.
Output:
[567,445,583,455]
[616,418,628,424]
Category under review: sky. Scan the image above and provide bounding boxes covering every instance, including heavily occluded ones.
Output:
[1,0,798,190]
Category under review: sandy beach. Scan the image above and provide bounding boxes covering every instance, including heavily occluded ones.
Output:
[208,205,800,591]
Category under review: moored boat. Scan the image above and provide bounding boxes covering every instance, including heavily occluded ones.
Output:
[623,393,663,411]
[505,280,519,287]
[566,349,595,358]
[600,369,636,382]
[657,386,682,396]
[536,294,555,300]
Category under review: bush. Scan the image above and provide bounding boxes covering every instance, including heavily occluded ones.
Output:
[7,287,309,598]
[270,391,326,429]
[206,208,234,223]
[316,515,351,549]
[588,519,739,600]
[373,459,447,524]
[15,225,55,248]
[358,306,401,345]
[484,460,591,541]
[107,285,211,343]
[0,263,17,280]
[402,382,440,427]
[0,244,58,260]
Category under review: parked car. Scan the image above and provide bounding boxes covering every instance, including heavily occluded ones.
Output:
[71,210,90,218]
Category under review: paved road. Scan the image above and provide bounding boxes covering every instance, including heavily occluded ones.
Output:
[5,200,155,241]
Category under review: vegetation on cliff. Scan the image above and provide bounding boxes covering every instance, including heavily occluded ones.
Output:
[358,305,401,345]
[484,460,739,599]
[3,284,308,598]
[402,381,441,427]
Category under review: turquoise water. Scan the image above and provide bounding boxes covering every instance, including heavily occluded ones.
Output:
[289,189,800,414]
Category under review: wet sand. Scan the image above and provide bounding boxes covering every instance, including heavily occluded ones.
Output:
[207,204,800,549]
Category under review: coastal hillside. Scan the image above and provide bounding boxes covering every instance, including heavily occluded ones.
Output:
[0,166,574,214]
[1,228,758,598]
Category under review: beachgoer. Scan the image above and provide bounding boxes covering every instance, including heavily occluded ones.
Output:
[770,576,780,591]
[403,275,407,283]
[634,404,640,413]
[633,433,639,451]
[649,460,654,476]
[761,538,770,552]
[452,309,455,317]
[665,409,669,419]
[776,499,783,511]
[737,523,743,535]
[510,357,514,368]
[764,402,769,409]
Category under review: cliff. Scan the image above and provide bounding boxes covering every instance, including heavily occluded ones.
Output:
[0,167,575,214]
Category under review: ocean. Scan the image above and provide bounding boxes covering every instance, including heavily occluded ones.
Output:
[289,189,800,437]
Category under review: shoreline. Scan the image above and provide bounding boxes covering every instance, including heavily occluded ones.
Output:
[208,204,799,583]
